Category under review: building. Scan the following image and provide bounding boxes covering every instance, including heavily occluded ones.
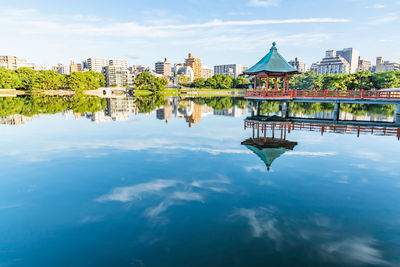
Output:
[376,57,400,72]
[109,60,127,68]
[335,48,360,74]
[184,53,202,80]
[316,50,350,75]
[175,66,194,84]
[358,59,372,72]
[84,58,108,73]
[0,55,41,70]
[70,61,82,73]
[310,62,319,73]
[288,58,308,73]
[103,65,134,87]
[201,66,214,79]
[52,63,70,75]
[155,58,172,77]
[214,64,246,78]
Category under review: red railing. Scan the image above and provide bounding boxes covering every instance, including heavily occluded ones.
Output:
[245,89,400,100]
[244,120,400,138]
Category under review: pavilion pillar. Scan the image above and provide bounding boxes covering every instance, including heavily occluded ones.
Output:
[283,76,286,93]
[266,76,269,91]
[282,101,290,118]
[259,76,261,90]
[395,103,400,124]
[253,76,257,90]
[287,76,290,91]
[274,78,278,92]
[334,102,340,121]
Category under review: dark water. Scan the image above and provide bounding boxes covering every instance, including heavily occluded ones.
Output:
[0,96,399,266]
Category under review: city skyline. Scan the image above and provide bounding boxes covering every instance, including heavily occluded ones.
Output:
[0,0,399,69]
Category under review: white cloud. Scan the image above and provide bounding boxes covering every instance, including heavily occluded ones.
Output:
[96,179,180,203]
[286,151,337,156]
[321,238,391,266]
[365,4,385,9]
[247,0,281,7]
[369,13,398,24]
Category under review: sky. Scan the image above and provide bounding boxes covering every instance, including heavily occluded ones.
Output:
[0,0,399,69]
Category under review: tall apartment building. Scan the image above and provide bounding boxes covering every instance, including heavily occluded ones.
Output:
[316,50,350,75]
[214,64,246,78]
[288,57,308,73]
[103,65,134,87]
[155,58,172,77]
[70,61,82,73]
[0,55,41,70]
[358,59,372,72]
[184,53,202,80]
[335,48,360,74]
[84,58,108,73]
[376,57,400,72]
[201,66,214,79]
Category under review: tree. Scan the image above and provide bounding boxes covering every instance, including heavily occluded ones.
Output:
[31,70,66,92]
[68,71,105,92]
[191,78,206,88]
[134,72,167,92]
[0,68,19,89]
[178,76,191,86]
[233,76,250,88]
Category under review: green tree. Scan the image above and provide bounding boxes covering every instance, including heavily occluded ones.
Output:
[134,72,167,92]
[68,71,105,92]
[31,70,66,92]
[233,76,250,88]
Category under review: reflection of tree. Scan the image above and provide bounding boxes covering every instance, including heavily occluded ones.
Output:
[134,94,167,113]
[260,102,280,114]
[192,96,233,110]
[0,95,106,117]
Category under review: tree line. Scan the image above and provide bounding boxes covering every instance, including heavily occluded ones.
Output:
[0,67,105,92]
[288,70,400,91]
[181,75,250,89]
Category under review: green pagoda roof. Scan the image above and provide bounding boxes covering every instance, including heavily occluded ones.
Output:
[243,42,299,75]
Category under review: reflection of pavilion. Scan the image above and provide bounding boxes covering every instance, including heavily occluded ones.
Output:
[241,137,297,171]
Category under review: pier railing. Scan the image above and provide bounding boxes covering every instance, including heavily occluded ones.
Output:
[245,89,400,100]
[244,120,400,138]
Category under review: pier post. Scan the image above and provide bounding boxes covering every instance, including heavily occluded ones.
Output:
[395,103,400,124]
[282,101,290,118]
[256,101,261,116]
[334,102,340,121]
[251,101,255,117]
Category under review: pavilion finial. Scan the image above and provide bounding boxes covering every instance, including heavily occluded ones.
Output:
[272,42,276,47]
[270,42,277,51]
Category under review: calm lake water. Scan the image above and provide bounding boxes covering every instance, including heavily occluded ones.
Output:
[0,96,399,266]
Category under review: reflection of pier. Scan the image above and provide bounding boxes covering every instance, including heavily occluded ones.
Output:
[245,116,400,139]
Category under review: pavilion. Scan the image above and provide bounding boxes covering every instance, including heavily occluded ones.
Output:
[241,138,298,171]
[244,42,299,92]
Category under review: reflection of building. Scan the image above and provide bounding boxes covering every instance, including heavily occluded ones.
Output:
[0,114,34,125]
[156,105,173,123]
[184,53,202,80]
[214,64,246,78]
[288,58,308,73]
[105,98,137,121]
[213,106,247,118]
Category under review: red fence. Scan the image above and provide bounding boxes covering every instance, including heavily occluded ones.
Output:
[244,120,400,138]
[245,89,400,100]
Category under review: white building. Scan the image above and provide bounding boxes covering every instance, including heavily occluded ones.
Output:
[214,64,246,78]
[84,58,108,73]
[0,55,42,70]
[376,57,399,72]
[316,50,350,75]
[201,66,214,79]
[336,48,360,74]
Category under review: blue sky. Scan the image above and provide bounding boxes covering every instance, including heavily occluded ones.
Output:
[0,0,399,69]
